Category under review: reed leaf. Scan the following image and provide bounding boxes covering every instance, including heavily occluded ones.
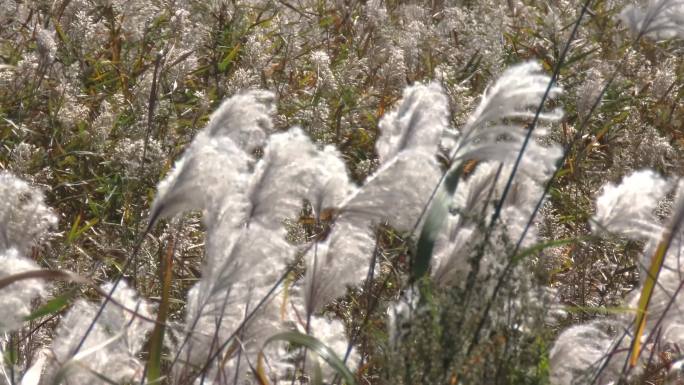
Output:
[262,331,356,385]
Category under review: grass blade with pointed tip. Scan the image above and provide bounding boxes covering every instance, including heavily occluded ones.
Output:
[630,192,684,367]
[218,43,241,73]
[146,236,175,383]
[511,236,588,264]
[308,350,324,385]
[24,290,76,321]
[0,270,88,290]
[412,163,464,282]
[254,352,271,385]
[262,331,356,385]
[630,233,671,367]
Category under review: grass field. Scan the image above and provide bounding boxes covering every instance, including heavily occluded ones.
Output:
[1,0,684,384]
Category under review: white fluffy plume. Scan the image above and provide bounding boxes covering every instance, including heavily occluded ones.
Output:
[551,173,684,384]
[204,89,276,152]
[549,321,623,385]
[0,171,57,252]
[0,248,48,332]
[149,135,251,228]
[42,282,153,385]
[152,93,356,382]
[304,82,448,315]
[451,61,563,181]
[375,82,449,164]
[620,0,684,40]
[0,172,56,332]
[592,169,670,240]
[148,90,274,229]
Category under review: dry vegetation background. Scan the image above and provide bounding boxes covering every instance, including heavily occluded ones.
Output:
[1,0,684,384]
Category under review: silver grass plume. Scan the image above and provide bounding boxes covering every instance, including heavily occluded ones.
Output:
[148,90,274,229]
[204,90,275,152]
[428,62,563,288]
[304,218,376,314]
[620,0,684,40]
[244,127,351,231]
[375,82,448,165]
[150,94,345,381]
[0,171,57,253]
[344,151,443,232]
[550,321,623,385]
[165,124,352,380]
[387,62,565,344]
[617,180,684,365]
[304,82,448,315]
[451,61,563,182]
[41,281,153,385]
[0,248,47,332]
[619,239,684,367]
[551,173,684,383]
[190,127,352,308]
[430,163,547,289]
[592,169,670,241]
[0,172,56,332]
[430,162,500,287]
[177,282,286,383]
[284,290,359,380]
[150,135,251,229]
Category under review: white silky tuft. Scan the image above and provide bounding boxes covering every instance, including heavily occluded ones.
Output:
[205,89,276,152]
[375,82,449,164]
[451,61,563,182]
[177,282,285,383]
[593,169,669,240]
[342,151,442,232]
[550,173,684,384]
[463,62,562,133]
[246,127,352,230]
[0,171,57,252]
[0,248,47,332]
[42,281,153,385]
[0,172,56,332]
[549,322,622,385]
[149,135,251,228]
[304,218,376,314]
[620,0,684,40]
[148,90,275,228]
[169,124,354,382]
[302,83,449,316]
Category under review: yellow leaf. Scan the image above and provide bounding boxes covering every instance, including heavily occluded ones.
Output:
[630,233,671,366]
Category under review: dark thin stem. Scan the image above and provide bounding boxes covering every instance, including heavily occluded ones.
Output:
[463,0,594,357]
[589,327,631,385]
[226,291,247,385]
[188,265,294,383]
[8,334,15,385]
[70,232,148,356]
[490,0,593,231]
[134,51,164,290]
[330,230,383,385]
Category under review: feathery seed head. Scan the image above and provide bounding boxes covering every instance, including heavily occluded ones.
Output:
[593,169,670,240]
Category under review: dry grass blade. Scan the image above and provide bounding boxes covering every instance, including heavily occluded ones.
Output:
[254,352,271,385]
[145,235,176,383]
[262,331,356,385]
[0,269,158,324]
[630,188,684,367]
[0,269,87,290]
